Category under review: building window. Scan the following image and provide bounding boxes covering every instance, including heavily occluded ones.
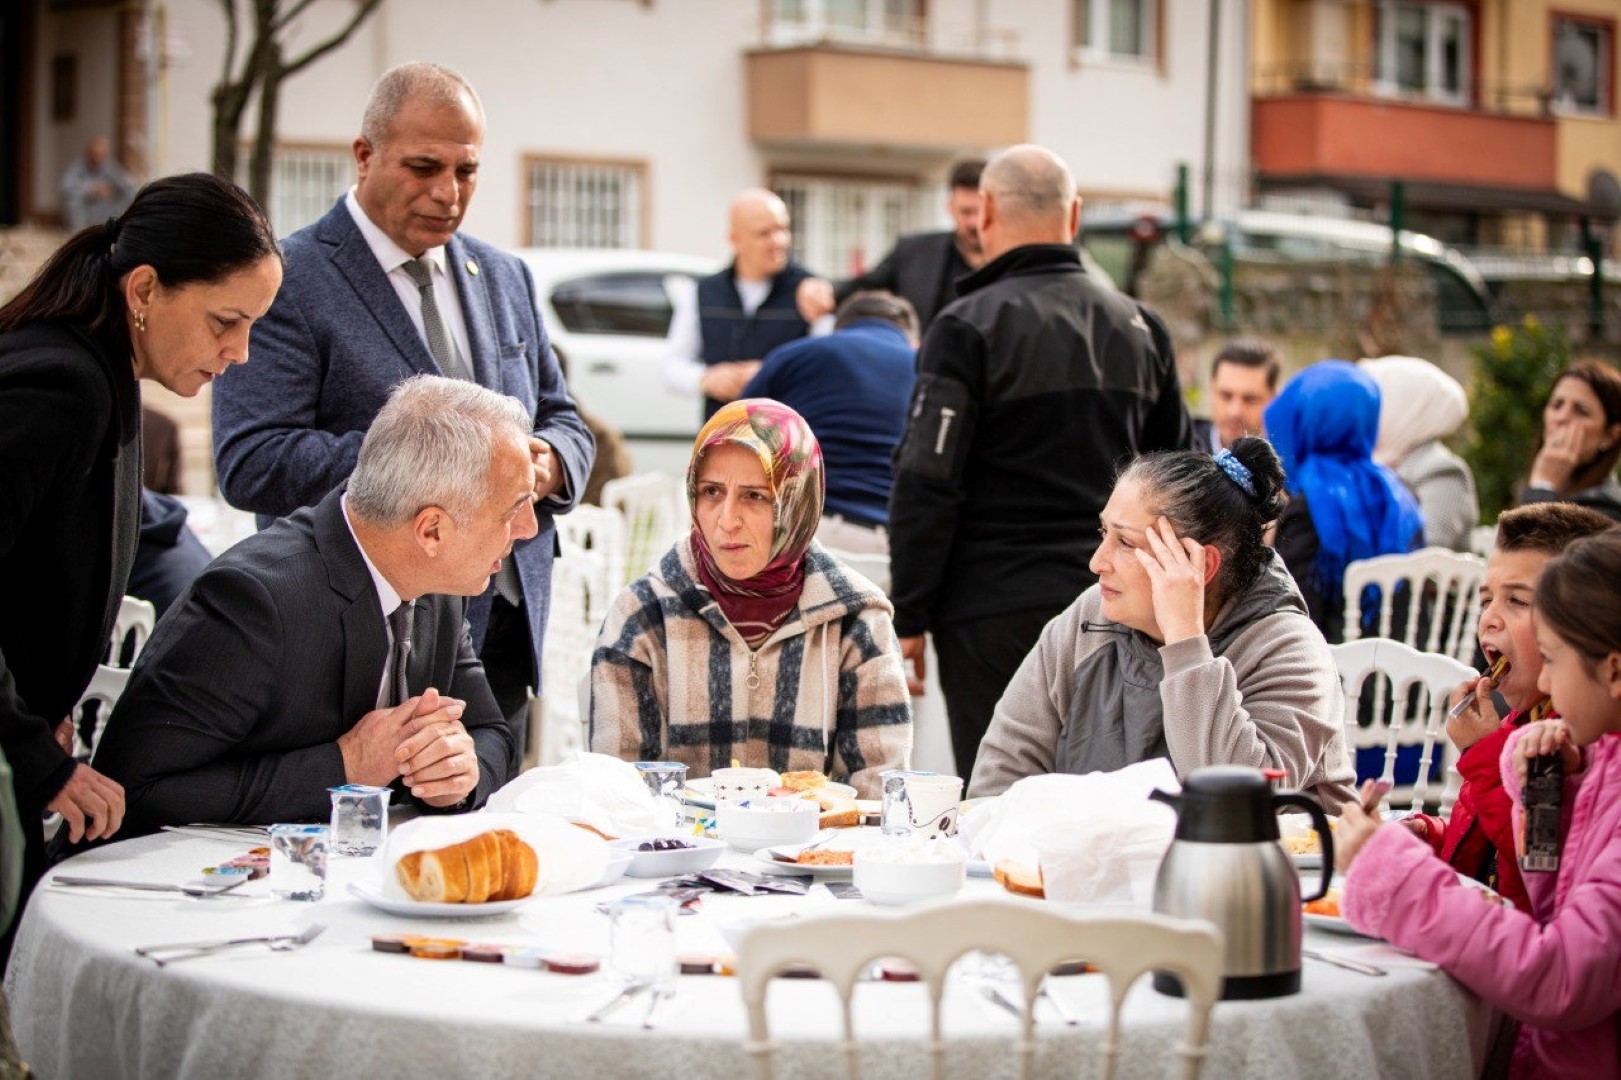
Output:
[766,0,926,49]
[774,174,928,279]
[243,145,352,237]
[1374,1,1471,105]
[1553,16,1613,116]
[1072,0,1156,62]
[524,157,646,249]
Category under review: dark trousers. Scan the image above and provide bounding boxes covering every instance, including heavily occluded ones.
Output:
[480,595,534,765]
[932,606,1062,782]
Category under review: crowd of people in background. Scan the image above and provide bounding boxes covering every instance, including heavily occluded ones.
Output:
[5,59,1621,1077]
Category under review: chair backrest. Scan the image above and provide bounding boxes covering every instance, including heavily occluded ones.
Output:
[555,504,628,596]
[736,899,1224,1080]
[1342,547,1485,663]
[1330,637,1476,813]
[75,663,133,762]
[600,472,688,584]
[106,595,156,668]
[538,551,609,767]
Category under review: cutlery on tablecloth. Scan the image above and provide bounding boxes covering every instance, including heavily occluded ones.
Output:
[640,986,672,1029]
[54,874,250,898]
[979,984,1025,1021]
[1302,948,1387,977]
[585,981,650,1023]
[142,923,326,966]
[1038,985,1079,1026]
[160,824,272,844]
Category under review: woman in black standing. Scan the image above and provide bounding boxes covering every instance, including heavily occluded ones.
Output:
[0,173,281,952]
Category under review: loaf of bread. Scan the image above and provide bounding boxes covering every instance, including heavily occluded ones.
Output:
[780,770,831,792]
[993,859,1044,899]
[395,829,539,904]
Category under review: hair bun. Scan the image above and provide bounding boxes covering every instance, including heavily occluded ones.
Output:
[1229,436,1286,518]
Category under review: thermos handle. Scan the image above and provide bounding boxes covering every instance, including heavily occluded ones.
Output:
[1273,791,1334,902]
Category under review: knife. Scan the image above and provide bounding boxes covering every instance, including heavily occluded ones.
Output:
[1302,948,1387,977]
[54,875,249,898]
[585,981,650,1023]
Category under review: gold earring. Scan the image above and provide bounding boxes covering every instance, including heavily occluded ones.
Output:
[133,309,147,333]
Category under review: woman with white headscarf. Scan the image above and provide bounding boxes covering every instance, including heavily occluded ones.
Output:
[1361,355,1480,551]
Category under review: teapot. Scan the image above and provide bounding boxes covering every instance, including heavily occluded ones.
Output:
[1148,766,1334,1000]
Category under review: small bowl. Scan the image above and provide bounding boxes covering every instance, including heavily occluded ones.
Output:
[608,836,725,878]
[717,798,820,853]
[853,844,967,906]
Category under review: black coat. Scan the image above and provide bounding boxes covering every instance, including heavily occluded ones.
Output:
[834,230,968,331]
[94,488,516,838]
[0,320,141,886]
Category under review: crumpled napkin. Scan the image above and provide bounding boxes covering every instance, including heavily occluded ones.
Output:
[960,759,1180,904]
[485,751,659,838]
[378,811,608,899]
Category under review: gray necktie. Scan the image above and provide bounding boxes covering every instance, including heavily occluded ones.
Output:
[401,258,470,381]
[387,601,414,708]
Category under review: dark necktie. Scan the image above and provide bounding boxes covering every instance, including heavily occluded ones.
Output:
[401,257,470,381]
[387,601,414,708]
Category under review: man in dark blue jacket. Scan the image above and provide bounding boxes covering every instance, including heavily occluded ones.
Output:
[742,291,917,557]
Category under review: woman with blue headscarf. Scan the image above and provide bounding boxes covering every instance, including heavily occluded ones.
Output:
[1267,360,1426,643]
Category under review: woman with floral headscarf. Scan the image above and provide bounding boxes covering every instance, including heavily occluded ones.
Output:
[588,400,912,797]
[1267,360,1425,643]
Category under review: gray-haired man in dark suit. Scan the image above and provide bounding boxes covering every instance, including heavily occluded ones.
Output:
[97,377,532,837]
[212,62,593,760]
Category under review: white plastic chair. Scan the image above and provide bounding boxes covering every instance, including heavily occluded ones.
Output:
[556,504,628,598]
[537,551,609,767]
[600,472,688,584]
[1331,637,1475,814]
[736,899,1224,1080]
[73,663,133,763]
[105,595,156,668]
[1342,547,1485,663]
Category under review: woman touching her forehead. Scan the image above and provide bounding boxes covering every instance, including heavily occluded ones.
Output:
[970,437,1355,808]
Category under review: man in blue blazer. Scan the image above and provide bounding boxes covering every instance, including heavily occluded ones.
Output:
[213,63,593,759]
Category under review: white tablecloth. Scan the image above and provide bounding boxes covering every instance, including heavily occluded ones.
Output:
[5,831,1494,1079]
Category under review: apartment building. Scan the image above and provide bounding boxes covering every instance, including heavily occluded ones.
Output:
[1250,0,1621,250]
[8,0,1249,275]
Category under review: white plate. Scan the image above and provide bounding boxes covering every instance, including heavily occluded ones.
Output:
[756,846,855,878]
[683,777,859,810]
[608,836,725,877]
[347,880,537,918]
[1302,912,1374,937]
[585,850,632,890]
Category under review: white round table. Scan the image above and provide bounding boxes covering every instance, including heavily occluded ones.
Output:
[5,829,1494,1078]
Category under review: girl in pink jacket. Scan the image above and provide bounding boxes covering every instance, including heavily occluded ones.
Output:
[1336,528,1621,1079]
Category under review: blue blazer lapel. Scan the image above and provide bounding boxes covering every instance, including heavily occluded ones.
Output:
[317,204,438,377]
[447,235,498,388]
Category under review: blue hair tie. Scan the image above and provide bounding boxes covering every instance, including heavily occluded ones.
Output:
[1213,448,1256,497]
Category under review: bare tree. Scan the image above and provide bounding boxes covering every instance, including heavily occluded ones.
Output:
[209,0,385,207]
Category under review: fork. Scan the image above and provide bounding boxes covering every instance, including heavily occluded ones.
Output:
[144,923,325,966]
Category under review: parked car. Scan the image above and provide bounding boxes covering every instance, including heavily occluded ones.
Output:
[1080,207,1500,334]
[513,248,717,441]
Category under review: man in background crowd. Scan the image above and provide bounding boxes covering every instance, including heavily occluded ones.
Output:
[1196,338,1281,453]
[60,136,135,231]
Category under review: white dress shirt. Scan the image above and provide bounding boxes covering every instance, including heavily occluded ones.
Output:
[341,494,408,711]
[345,189,474,371]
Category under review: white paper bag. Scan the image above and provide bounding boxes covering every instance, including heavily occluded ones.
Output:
[486,751,659,838]
[960,759,1180,904]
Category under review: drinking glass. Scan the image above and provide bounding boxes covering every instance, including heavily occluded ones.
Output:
[328,784,391,856]
[269,824,329,901]
[633,761,689,831]
[607,894,678,990]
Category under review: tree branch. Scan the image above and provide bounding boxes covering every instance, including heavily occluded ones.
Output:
[280,0,385,79]
[216,0,239,88]
[270,0,319,35]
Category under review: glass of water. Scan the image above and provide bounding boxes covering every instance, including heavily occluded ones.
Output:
[633,761,689,832]
[328,784,391,856]
[269,824,329,901]
[608,894,678,990]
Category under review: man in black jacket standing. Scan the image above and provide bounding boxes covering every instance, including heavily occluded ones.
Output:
[798,157,987,334]
[887,145,1193,780]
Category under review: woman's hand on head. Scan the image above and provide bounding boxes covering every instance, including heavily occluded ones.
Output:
[1135,516,1208,644]
[1512,719,1581,790]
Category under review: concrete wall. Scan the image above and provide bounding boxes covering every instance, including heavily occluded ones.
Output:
[30,9,121,219]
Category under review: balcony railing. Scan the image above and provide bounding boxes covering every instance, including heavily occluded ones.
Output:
[756,7,1020,63]
[1253,60,1553,115]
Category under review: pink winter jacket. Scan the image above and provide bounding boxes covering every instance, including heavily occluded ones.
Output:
[1342,730,1621,1079]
